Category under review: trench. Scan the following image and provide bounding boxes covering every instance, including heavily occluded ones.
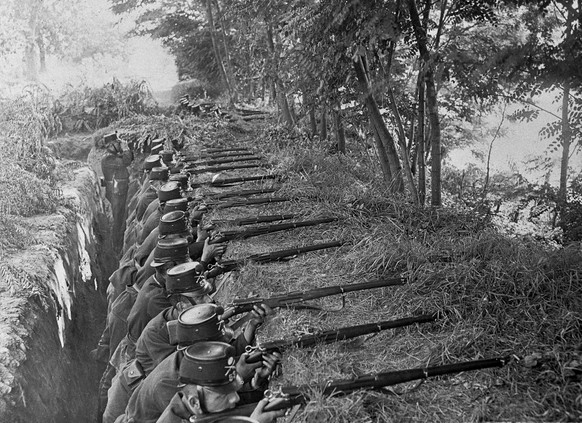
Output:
[0,163,117,422]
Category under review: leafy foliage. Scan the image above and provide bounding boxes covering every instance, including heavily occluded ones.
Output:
[54,79,159,132]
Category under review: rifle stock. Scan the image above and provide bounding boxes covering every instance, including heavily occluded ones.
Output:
[204,240,343,278]
[206,188,280,200]
[244,313,436,363]
[190,357,512,422]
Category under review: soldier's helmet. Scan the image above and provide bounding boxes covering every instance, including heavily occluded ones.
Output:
[150,238,190,268]
[167,303,232,346]
[157,181,182,203]
[179,341,237,386]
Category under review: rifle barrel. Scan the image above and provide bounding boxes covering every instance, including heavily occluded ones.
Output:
[189,163,262,174]
[205,240,343,278]
[207,188,280,200]
[191,174,279,188]
[211,217,335,243]
[188,156,263,166]
[191,357,511,422]
[231,276,404,315]
[245,313,438,363]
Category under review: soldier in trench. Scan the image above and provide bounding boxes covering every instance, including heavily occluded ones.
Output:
[100,132,134,254]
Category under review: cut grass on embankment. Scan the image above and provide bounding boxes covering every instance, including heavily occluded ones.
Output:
[200,126,582,422]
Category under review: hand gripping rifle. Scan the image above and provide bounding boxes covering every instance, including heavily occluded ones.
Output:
[204,240,343,278]
[244,312,437,363]
[210,213,297,226]
[190,174,279,188]
[190,356,512,422]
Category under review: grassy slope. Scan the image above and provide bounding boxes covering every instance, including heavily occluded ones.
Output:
[192,122,582,422]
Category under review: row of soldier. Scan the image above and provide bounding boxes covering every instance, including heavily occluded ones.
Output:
[94,133,285,423]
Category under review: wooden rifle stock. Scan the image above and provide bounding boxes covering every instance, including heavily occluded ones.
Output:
[245,312,436,363]
[190,356,512,422]
[211,196,290,210]
[204,240,343,278]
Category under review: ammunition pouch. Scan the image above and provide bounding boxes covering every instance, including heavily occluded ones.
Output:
[123,359,145,390]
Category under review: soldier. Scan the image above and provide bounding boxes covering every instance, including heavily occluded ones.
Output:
[119,338,281,423]
[100,132,134,253]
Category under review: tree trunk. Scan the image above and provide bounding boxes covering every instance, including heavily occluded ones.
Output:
[333,108,346,153]
[407,0,442,206]
[388,87,419,204]
[370,121,393,185]
[309,104,317,137]
[320,103,328,140]
[266,23,293,127]
[417,72,426,206]
[205,0,232,102]
[558,82,571,205]
[24,0,42,81]
[353,55,404,193]
[213,0,237,104]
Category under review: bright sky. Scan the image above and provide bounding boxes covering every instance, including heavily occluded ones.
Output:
[447,92,582,186]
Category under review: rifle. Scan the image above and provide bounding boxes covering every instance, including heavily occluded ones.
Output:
[205,187,281,200]
[184,155,263,167]
[209,217,336,244]
[180,150,255,160]
[210,213,297,226]
[205,240,343,278]
[244,312,436,363]
[191,174,279,188]
[188,163,263,175]
[190,356,512,422]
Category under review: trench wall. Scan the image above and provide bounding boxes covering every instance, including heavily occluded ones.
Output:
[0,167,115,423]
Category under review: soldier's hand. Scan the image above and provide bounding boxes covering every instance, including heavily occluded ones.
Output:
[243,304,273,344]
[200,238,226,262]
[253,351,282,384]
[236,353,262,383]
[250,398,287,423]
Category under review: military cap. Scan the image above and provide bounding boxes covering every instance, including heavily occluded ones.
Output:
[169,173,189,189]
[149,166,170,181]
[179,341,237,386]
[160,149,175,164]
[167,303,227,346]
[159,211,189,236]
[165,262,208,294]
[143,155,162,171]
[163,197,189,214]
[157,181,182,203]
[151,238,190,268]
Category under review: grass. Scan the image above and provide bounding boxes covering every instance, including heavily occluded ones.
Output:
[198,123,582,422]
